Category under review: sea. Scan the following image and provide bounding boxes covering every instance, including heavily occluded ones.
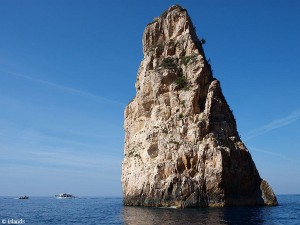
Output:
[0,195,299,225]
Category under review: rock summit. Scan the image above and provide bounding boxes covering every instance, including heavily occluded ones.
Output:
[122,5,278,207]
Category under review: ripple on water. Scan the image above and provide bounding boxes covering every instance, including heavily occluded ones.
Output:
[0,196,299,225]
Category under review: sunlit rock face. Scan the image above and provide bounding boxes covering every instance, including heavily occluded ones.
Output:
[121,5,278,208]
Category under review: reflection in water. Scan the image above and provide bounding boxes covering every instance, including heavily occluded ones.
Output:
[122,206,265,225]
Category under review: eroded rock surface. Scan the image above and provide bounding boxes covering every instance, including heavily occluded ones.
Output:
[121,5,278,207]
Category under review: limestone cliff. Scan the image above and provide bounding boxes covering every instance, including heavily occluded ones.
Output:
[121,5,278,208]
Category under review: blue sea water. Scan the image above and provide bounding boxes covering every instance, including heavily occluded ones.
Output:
[0,195,299,225]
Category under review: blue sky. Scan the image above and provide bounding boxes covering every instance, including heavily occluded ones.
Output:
[0,0,299,196]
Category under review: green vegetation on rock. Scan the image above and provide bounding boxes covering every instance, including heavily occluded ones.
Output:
[160,57,177,70]
[181,55,198,66]
[175,72,189,90]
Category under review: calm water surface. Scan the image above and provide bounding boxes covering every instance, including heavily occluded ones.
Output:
[0,195,299,224]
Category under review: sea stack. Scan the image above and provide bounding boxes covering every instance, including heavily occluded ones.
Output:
[121,5,278,207]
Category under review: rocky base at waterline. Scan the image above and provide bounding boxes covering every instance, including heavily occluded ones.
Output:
[121,5,278,208]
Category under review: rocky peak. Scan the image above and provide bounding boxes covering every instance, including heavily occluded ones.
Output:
[143,5,194,51]
[122,5,278,208]
[143,5,204,59]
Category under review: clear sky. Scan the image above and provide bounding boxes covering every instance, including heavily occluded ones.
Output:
[0,0,299,196]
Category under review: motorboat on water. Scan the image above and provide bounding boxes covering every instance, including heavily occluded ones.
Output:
[55,193,75,199]
[19,196,29,199]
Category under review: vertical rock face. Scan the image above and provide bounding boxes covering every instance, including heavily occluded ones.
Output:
[121,5,278,207]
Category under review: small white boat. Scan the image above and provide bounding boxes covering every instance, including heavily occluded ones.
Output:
[55,193,75,199]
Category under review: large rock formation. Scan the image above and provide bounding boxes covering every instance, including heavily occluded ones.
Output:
[121,5,278,208]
